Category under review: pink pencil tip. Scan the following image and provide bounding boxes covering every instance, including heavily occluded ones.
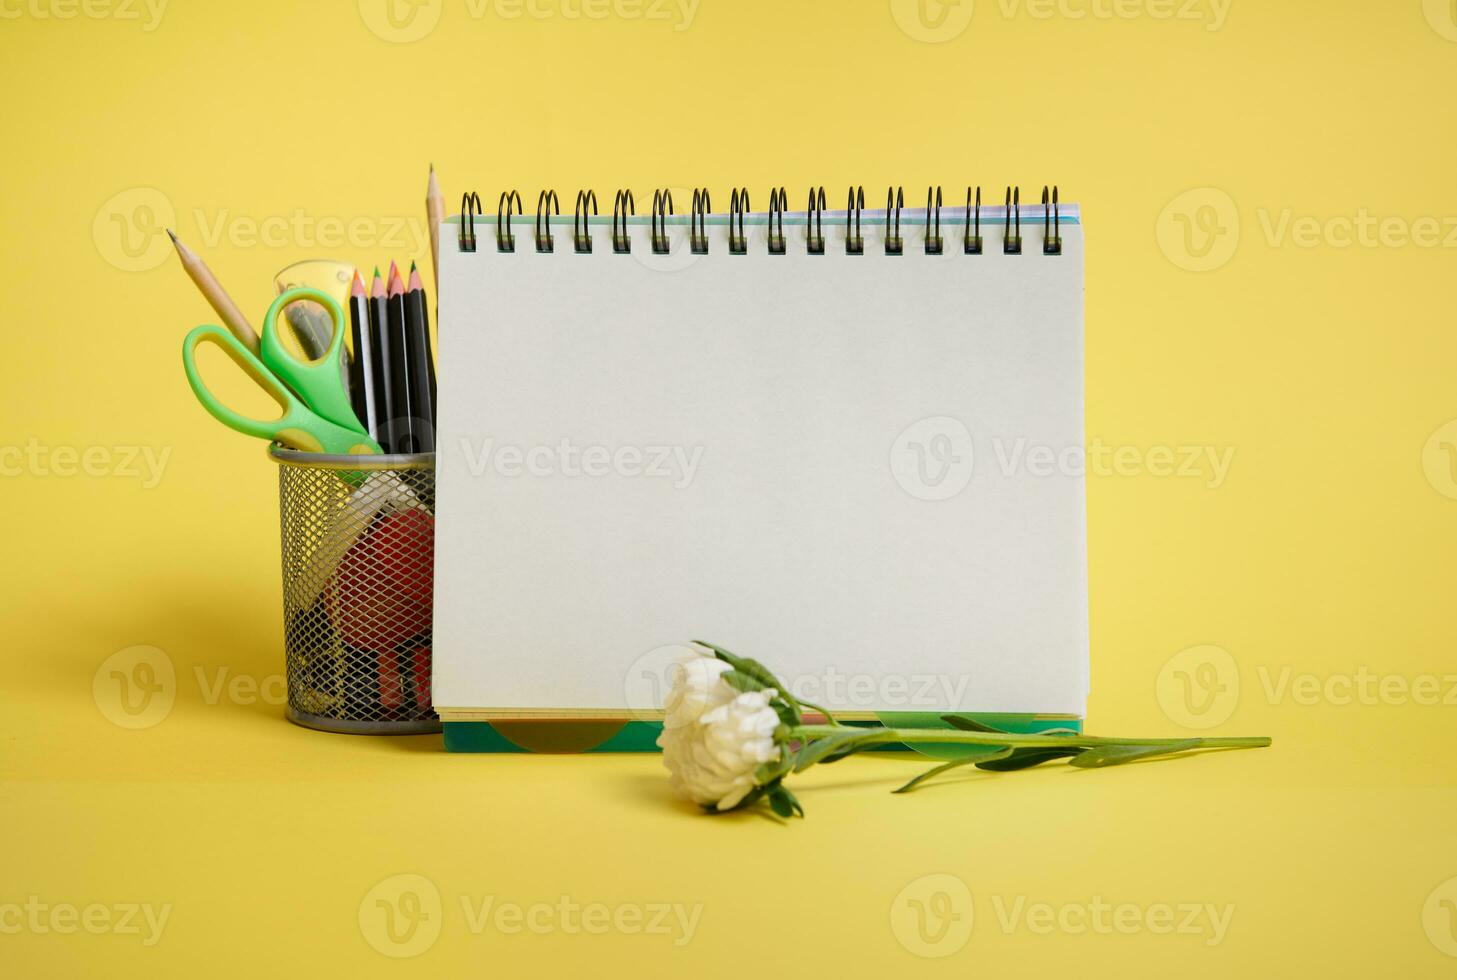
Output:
[407,265,423,292]
[351,270,366,296]
[388,271,404,298]
[370,274,386,299]
[388,260,399,278]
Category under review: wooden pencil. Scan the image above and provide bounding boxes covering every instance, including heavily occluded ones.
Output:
[166,229,260,355]
[426,164,445,297]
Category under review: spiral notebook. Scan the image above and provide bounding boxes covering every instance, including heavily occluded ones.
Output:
[431,187,1087,752]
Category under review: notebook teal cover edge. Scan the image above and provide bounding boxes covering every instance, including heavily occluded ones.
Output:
[443,714,1083,753]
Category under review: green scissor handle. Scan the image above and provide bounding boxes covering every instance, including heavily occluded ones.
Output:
[260,286,367,436]
[182,324,381,456]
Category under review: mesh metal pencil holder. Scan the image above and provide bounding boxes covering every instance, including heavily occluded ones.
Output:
[271,447,441,735]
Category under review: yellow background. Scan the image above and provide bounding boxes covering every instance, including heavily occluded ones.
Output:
[3,0,1457,975]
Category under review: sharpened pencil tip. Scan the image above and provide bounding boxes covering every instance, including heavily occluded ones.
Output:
[372,266,381,279]
[166,228,178,244]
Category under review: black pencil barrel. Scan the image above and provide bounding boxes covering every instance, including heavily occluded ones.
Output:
[385,287,415,453]
[403,285,436,452]
[348,292,380,439]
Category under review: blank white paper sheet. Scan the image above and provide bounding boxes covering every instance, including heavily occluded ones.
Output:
[433,205,1087,720]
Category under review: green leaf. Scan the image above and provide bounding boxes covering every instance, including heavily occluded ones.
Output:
[939,715,1013,734]
[694,640,803,725]
[755,753,794,786]
[707,784,768,814]
[893,747,1015,793]
[766,784,804,818]
[974,747,1086,771]
[1068,740,1202,769]
[721,670,767,694]
[793,730,875,772]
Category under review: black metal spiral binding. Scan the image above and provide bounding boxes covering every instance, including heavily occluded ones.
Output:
[497,190,522,252]
[925,186,943,255]
[460,191,481,252]
[651,189,674,255]
[612,189,634,254]
[885,186,904,255]
[728,188,749,255]
[691,189,711,254]
[1042,186,1061,255]
[768,188,787,255]
[846,186,864,255]
[807,186,826,255]
[1003,186,1022,255]
[964,186,983,255]
[535,190,559,253]
[574,190,596,253]
[461,184,1062,258]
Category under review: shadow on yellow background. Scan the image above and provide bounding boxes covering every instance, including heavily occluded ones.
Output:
[2,0,1456,976]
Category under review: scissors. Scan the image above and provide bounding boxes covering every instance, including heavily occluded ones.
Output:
[182,286,381,455]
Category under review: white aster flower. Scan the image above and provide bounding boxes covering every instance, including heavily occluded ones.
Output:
[657,651,784,811]
[651,640,1271,819]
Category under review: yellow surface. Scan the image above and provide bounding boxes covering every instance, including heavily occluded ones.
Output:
[3,0,1456,975]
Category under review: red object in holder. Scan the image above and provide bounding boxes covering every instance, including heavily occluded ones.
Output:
[328,507,435,660]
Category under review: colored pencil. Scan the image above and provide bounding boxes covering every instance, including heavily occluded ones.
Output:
[347,270,380,439]
[426,164,445,297]
[166,229,260,355]
[367,267,395,451]
[274,280,333,361]
[385,262,416,453]
[403,262,436,452]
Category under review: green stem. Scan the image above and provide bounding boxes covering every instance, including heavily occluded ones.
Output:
[790,725,1270,751]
